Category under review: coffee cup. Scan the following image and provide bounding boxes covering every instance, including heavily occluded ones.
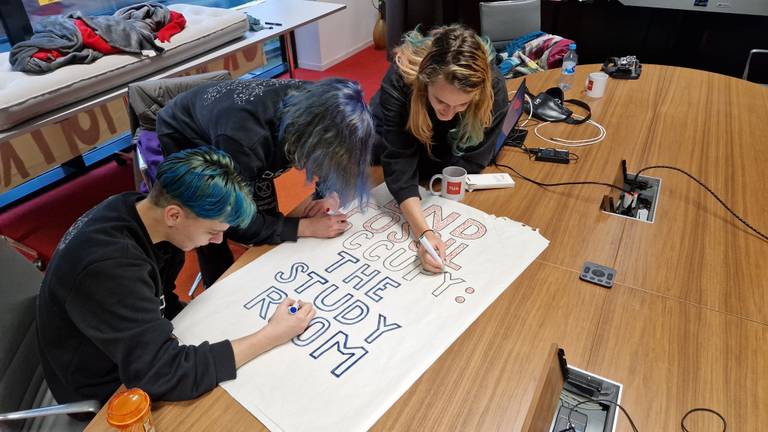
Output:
[429,166,467,201]
[586,71,609,98]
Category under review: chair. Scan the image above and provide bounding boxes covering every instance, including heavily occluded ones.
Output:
[127,70,232,191]
[0,242,100,432]
[479,0,541,51]
[742,49,768,83]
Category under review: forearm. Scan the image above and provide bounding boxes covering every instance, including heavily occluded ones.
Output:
[231,327,282,368]
[400,197,429,238]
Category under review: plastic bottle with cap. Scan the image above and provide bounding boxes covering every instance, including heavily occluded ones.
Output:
[558,43,578,91]
[106,388,155,432]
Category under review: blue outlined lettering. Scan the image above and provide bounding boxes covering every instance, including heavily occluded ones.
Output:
[292,317,331,347]
[310,331,369,378]
[343,263,380,290]
[326,251,360,273]
[364,314,402,344]
[314,284,353,312]
[294,271,328,294]
[274,262,309,283]
[334,300,370,325]
[365,276,400,302]
[243,286,286,319]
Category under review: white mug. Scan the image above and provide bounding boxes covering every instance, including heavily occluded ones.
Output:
[429,166,467,201]
[586,71,609,98]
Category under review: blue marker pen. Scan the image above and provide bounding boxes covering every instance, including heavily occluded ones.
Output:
[289,301,301,314]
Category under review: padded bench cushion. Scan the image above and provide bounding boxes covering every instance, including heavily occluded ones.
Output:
[0,4,249,131]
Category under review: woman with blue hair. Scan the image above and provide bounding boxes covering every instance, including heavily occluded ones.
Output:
[38,147,316,405]
[157,77,376,285]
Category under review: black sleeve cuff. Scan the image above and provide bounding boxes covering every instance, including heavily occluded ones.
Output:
[392,185,420,204]
[280,217,300,242]
[210,340,237,383]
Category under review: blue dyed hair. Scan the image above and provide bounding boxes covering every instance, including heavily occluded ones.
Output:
[279,78,375,208]
[150,147,256,228]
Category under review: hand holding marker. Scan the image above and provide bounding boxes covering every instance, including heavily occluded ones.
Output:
[418,229,445,272]
[289,300,301,314]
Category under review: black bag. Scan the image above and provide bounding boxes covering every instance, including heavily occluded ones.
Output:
[525,87,591,125]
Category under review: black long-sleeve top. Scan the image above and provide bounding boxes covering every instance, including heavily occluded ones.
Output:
[37,193,236,404]
[370,64,509,204]
[156,79,306,245]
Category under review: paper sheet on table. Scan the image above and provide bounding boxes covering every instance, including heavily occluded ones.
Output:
[172,183,549,431]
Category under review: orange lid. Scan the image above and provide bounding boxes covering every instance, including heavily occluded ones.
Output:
[106,388,151,427]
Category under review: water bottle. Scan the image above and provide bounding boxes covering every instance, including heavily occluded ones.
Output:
[559,43,578,91]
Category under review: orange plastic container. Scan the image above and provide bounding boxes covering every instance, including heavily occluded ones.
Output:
[106,388,155,431]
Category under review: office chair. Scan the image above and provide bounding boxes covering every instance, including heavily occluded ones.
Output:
[479,0,541,51]
[0,242,100,432]
[742,49,768,84]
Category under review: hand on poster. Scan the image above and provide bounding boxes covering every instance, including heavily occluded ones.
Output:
[265,298,316,344]
[231,298,316,368]
[302,192,341,218]
[298,212,349,238]
[417,229,446,273]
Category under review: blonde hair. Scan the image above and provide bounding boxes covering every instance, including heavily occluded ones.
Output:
[394,24,495,154]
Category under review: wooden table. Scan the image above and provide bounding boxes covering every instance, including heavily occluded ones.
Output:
[86,65,768,431]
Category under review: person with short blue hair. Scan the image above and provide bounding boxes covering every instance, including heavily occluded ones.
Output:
[157,77,376,286]
[37,147,316,405]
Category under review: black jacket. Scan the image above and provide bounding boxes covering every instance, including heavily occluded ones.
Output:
[37,193,236,403]
[156,79,306,244]
[370,64,509,204]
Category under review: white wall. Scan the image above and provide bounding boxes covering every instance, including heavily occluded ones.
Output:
[294,0,379,71]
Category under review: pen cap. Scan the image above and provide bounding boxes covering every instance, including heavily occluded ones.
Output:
[106,388,155,431]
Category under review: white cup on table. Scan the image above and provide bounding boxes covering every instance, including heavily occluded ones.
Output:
[429,166,467,201]
[586,71,609,98]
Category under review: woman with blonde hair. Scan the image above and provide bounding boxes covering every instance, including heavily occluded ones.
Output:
[370,24,509,273]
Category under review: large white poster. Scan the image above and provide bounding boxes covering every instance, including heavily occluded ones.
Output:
[172,184,549,431]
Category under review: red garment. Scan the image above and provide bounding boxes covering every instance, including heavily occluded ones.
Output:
[74,19,122,55]
[30,11,186,62]
[32,49,64,61]
[156,11,186,43]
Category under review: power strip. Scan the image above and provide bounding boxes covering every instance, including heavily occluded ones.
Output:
[466,173,515,191]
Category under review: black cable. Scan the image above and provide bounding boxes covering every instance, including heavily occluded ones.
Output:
[563,399,727,432]
[633,165,768,242]
[564,399,639,432]
[681,408,727,432]
[494,162,629,193]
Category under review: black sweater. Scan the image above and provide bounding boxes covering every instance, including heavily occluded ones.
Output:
[37,193,236,404]
[370,64,509,203]
[156,79,307,244]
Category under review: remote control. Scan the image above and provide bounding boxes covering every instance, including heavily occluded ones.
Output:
[579,261,616,288]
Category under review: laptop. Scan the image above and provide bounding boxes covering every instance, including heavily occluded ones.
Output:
[491,78,528,163]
